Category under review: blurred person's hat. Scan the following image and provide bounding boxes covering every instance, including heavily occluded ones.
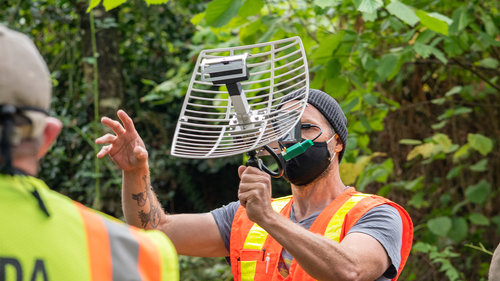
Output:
[0,24,51,146]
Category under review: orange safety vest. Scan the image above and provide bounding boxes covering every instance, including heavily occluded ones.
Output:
[74,202,172,281]
[230,187,413,281]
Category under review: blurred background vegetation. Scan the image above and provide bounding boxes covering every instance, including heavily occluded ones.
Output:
[1,0,499,279]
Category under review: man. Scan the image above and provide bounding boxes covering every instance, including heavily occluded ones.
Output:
[97,89,413,280]
[0,24,178,281]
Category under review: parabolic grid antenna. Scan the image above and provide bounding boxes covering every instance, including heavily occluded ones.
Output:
[171,37,309,159]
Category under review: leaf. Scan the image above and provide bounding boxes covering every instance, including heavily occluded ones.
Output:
[465,180,491,204]
[143,0,168,4]
[86,0,102,12]
[493,216,500,236]
[399,139,422,145]
[363,11,378,22]
[238,0,264,18]
[363,94,377,105]
[431,48,448,64]
[445,86,462,97]
[354,0,383,14]
[446,165,462,180]
[432,133,452,151]
[339,152,386,185]
[407,142,434,160]
[413,42,433,58]
[190,13,206,25]
[431,120,448,130]
[102,0,127,10]
[453,144,469,162]
[475,29,500,47]
[404,175,424,191]
[479,9,499,37]
[454,107,473,115]
[469,213,490,226]
[326,59,341,79]
[312,32,345,59]
[449,6,470,35]
[314,0,343,9]
[342,97,360,114]
[205,0,243,28]
[428,216,452,237]
[437,107,472,121]
[467,133,494,156]
[377,185,392,197]
[386,1,419,26]
[428,12,453,25]
[479,58,499,69]
[470,159,488,172]
[141,78,157,86]
[431,98,446,105]
[413,242,434,253]
[416,10,449,36]
[448,217,468,243]
[376,54,398,80]
[239,19,261,40]
[408,192,425,208]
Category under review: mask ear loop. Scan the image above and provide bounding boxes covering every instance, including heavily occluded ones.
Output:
[327,134,337,163]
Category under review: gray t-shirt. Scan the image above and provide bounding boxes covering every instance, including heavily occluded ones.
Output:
[211,200,403,280]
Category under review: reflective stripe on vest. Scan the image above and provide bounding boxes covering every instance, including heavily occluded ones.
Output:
[242,196,292,250]
[75,203,162,281]
[240,196,292,281]
[324,193,370,242]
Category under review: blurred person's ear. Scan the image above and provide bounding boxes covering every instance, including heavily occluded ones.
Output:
[37,117,62,159]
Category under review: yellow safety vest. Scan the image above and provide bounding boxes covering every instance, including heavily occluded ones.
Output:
[0,174,179,281]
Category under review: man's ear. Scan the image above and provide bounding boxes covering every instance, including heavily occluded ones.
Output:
[334,134,343,153]
[37,117,63,159]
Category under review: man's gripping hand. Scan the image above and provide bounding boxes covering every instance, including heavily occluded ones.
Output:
[96,110,148,172]
[238,166,275,224]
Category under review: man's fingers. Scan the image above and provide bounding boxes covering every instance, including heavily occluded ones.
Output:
[238,192,248,208]
[101,117,126,135]
[238,165,247,178]
[117,110,136,132]
[96,133,117,144]
[96,145,112,158]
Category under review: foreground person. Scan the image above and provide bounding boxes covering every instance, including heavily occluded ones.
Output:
[0,24,178,281]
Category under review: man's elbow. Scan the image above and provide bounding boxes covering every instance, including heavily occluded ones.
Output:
[316,267,362,281]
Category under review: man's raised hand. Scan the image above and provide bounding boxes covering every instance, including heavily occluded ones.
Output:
[96,110,148,172]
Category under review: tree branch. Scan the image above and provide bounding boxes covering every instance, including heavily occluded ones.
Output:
[452,58,500,92]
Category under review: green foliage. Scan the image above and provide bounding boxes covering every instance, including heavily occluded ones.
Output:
[179,256,232,281]
[2,0,499,278]
[465,180,490,204]
[428,216,452,237]
[205,0,242,27]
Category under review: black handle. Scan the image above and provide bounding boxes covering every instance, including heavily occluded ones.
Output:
[246,145,284,178]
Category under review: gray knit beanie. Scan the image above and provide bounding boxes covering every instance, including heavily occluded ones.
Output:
[280,89,348,162]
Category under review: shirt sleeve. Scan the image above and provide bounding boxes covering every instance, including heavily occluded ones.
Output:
[346,204,403,280]
[210,201,241,253]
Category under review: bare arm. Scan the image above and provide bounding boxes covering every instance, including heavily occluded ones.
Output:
[96,110,228,257]
[238,166,390,281]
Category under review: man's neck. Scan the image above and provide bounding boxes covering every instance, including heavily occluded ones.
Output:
[290,165,346,222]
[11,157,38,176]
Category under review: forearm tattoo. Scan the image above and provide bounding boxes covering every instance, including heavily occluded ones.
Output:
[131,176,162,228]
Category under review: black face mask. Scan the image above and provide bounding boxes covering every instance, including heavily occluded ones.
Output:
[282,139,334,186]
